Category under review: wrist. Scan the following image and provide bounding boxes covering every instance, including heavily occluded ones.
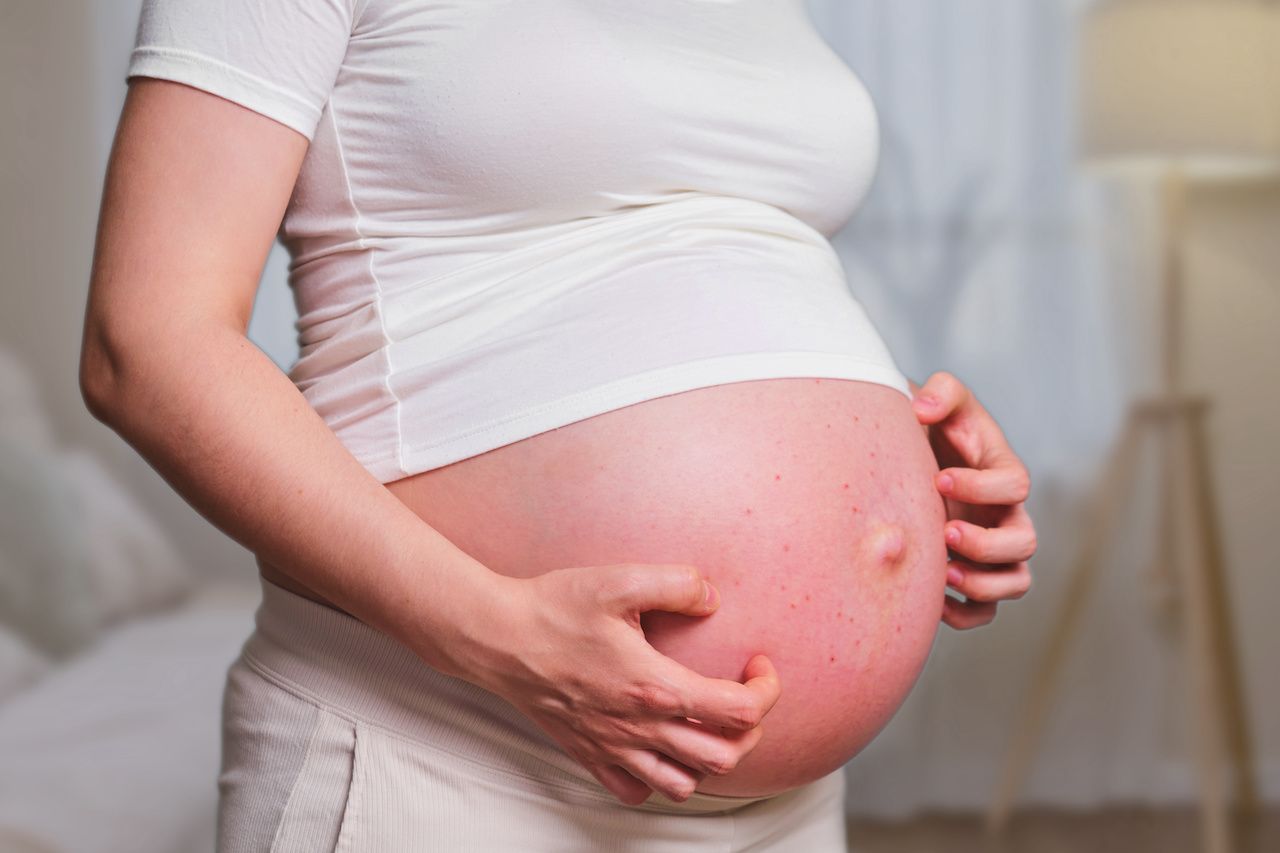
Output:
[392,549,525,690]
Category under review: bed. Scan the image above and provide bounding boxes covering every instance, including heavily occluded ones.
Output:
[0,344,263,853]
[0,577,260,853]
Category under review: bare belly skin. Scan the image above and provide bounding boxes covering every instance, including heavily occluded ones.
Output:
[261,376,948,797]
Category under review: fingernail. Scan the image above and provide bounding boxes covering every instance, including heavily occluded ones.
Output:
[947,566,964,586]
[703,581,719,609]
[937,474,954,493]
[914,394,939,409]
[945,527,961,546]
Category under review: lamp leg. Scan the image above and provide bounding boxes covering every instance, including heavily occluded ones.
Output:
[1171,407,1232,853]
[1185,399,1259,821]
[985,409,1145,834]
[1145,401,1180,624]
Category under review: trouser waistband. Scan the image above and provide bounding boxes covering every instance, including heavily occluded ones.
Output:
[241,574,778,815]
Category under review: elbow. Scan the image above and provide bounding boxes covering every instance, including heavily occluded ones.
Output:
[78,323,130,425]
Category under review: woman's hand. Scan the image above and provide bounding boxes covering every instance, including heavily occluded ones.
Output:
[466,563,781,806]
[910,372,1037,629]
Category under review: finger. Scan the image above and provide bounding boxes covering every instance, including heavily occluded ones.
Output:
[601,564,719,617]
[612,748,704,803]
[928,407,997,471]
[942,595,998,630]
[658,652,781,731]
[911,371,972,425]
[919,383,1008,474]
[645,716,766,777]
[937,458,1031,505]
[946,559,1032,604]
[588,763,653,806]
[945,518,1038,565]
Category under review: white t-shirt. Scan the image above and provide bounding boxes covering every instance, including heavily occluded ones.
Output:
[127,0,911,483]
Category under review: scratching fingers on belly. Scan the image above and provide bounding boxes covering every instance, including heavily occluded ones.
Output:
[607,747,706,803]
[648,651,781,731]
[945,559,1032,603]
[598,652,777,800]
[941,594,998,630]
[647,716,766,777]
[946,516,1038,565]
[588,763,660,806]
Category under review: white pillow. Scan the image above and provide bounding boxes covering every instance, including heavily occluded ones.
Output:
[0,622,52,704]
[0,347,56,455]
[0,345,197,659]
[55,448,195,631]
[0,434,101,659]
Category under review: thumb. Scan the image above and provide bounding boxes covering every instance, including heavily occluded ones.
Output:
[912,371,968,425]
[911,389,949,425]
[603,564,720,617]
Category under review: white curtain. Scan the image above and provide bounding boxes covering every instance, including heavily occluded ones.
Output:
[805,0,1228,817]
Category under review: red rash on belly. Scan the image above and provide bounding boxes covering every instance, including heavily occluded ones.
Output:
[383,378,949,797]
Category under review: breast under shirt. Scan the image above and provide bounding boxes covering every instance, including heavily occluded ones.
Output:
[127,0,913,484]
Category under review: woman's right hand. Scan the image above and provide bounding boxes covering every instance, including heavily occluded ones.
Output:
[79,76,775,807]
[465,563,781,806]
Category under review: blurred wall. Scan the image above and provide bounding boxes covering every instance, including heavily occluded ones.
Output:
[1183,179,1280,792]
[1,4,98,448]
[1,1,296,582]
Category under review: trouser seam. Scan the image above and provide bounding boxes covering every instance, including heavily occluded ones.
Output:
[266,701,324,853]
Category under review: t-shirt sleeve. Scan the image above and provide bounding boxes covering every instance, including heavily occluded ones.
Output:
[125,0,359,142]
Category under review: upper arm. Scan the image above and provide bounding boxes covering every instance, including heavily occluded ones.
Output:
[81,0,356,392]
[84,77,308,354]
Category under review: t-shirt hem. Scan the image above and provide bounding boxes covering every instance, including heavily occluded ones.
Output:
[358,352,912,484]
[126,46,320,141]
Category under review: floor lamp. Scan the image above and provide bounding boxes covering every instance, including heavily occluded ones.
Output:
[985,3,1280,852]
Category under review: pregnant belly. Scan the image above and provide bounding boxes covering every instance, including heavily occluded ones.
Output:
[383,377,949,797]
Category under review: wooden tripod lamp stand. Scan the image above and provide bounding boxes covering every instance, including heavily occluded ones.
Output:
[986,2,1280,852]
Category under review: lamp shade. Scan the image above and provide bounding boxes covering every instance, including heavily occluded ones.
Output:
[1078,0,1280,175]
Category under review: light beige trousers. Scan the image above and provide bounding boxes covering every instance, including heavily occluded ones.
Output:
[216,576,849,852]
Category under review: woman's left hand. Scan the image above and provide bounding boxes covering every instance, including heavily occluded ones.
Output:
[909,372,1037,629]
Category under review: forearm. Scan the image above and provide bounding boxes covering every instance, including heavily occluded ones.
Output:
[81,320,500,679]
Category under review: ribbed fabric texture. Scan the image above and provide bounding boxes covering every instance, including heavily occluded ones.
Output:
[214,575,850,851]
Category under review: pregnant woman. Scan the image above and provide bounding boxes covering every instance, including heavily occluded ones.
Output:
[81,1,1035,850]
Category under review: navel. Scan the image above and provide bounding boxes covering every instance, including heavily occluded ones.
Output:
[862,521,908,569]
